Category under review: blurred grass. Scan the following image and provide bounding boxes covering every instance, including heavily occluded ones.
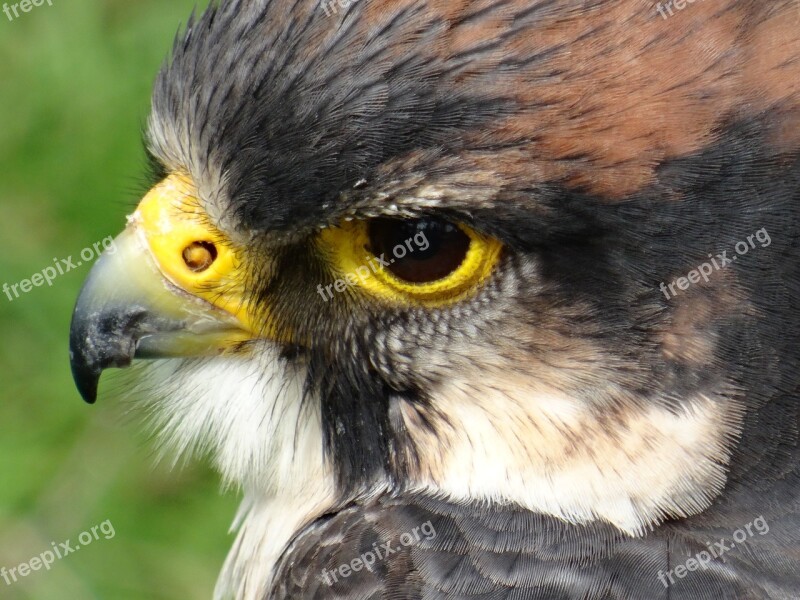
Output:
[0,1,241,598]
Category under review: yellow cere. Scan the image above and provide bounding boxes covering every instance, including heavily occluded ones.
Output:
[134,174,257,332]
[318,220,503,306]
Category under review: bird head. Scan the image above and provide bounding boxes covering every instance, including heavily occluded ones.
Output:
[69,0,795,545]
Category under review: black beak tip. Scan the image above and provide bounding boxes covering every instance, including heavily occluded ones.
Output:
[67,238,144,405]
[70,357,99,404]
[68,312,136,405]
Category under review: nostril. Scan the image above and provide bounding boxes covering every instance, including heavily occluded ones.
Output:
[182,241,217,272]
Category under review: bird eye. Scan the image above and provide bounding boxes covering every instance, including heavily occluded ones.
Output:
[366,218,471,283]
[318,217,503,306]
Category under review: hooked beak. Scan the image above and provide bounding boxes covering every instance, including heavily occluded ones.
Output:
[69,175,257,403]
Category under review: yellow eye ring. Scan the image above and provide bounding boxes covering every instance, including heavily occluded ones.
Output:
[317,219,503,306]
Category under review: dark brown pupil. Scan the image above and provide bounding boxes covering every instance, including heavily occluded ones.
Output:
[366,218,471,283]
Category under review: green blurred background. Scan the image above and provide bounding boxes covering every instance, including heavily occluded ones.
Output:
[0,2,242,598]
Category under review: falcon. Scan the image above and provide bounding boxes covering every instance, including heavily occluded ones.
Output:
[68,0,800,598]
